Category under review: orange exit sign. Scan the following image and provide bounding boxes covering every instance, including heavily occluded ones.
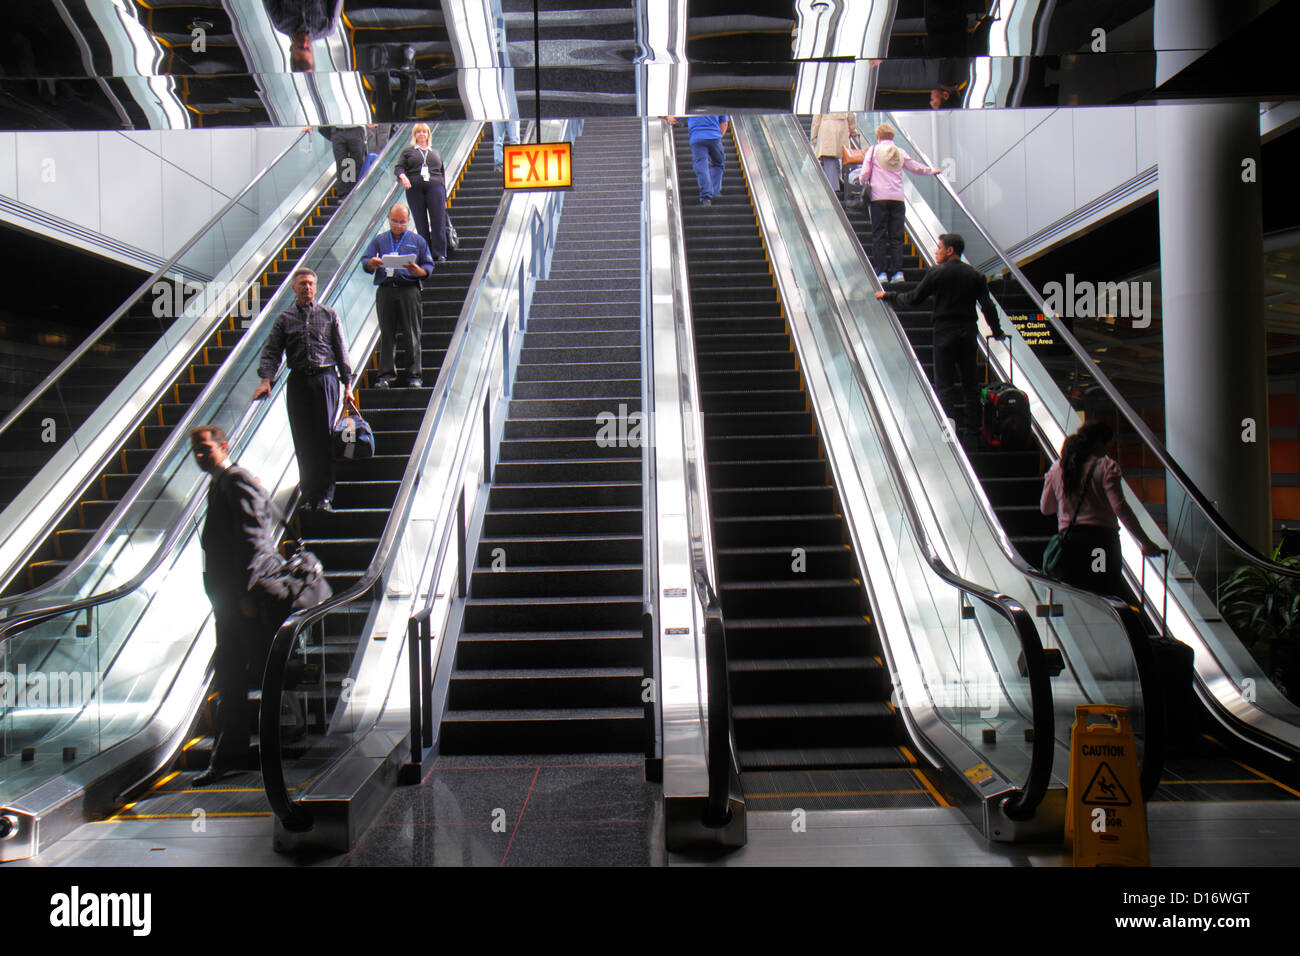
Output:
[503,142,573,190]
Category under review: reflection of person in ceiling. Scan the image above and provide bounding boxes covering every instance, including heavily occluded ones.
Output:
[263,0,343,71]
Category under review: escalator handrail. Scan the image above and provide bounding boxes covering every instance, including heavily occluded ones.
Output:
[740,115,1058,818]
[882,113,1300,584]
[660,121,737,823]
[0,129,313,442]
[0,131,412,623]
[0,130,413,644]
[772,114,1167,802]
[261,124,490,832]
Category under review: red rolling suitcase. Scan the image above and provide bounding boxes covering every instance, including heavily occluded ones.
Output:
[980,335,1032,450]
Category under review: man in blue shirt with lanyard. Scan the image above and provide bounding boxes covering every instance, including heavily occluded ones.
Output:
[361,203,435,388]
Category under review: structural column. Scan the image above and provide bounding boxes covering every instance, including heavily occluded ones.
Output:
[1155,101,1271,553]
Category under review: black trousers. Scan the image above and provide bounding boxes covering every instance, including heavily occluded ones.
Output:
[209,599,281,769]
[933,322,979,435]
[1060,525,1124,598]
[869,199,906,275]
[406,179,447,258]
[376,283,423,383]
[331,128,367,195]
[287,369,339,503]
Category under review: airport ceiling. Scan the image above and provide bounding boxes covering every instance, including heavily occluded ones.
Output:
[0,0,1294,130]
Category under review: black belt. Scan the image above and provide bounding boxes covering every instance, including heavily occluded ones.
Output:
[291,366,336,377]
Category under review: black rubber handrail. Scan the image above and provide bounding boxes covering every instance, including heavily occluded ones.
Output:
[742,115,1082,818]
[797,125,1167,799]
[885,113,1300,586]
[662,120,739,826]
[0,130,313,441]
[774,114,1173,803]
[0,131,413,641]
[261,124,490,831]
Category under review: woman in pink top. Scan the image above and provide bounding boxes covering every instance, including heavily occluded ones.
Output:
[854,122,940,285]
[1041,421,1162,596]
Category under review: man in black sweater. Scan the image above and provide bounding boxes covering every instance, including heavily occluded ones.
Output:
[876,233,1006,442]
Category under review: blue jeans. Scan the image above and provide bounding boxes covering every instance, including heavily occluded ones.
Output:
[690,138,724,202]
[492,120,520,167]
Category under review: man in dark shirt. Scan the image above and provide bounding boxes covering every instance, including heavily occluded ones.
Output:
[876,233,1006,441]
[256,267,353,512]
[190,424,285,786]
[361,203,434,388]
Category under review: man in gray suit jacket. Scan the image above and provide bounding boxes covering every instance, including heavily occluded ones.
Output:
[190,425,286,785]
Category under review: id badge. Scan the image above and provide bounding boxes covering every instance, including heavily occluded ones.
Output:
[420,165,430,181]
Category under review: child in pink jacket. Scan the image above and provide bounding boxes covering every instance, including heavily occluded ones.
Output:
[855,122,940,284]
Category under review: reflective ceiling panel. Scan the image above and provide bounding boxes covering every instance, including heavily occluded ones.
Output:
[0,0,1293,129]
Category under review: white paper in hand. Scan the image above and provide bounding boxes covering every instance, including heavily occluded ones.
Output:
[381,252,416,276]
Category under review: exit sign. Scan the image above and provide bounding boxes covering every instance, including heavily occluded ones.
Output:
[503,142,573,190]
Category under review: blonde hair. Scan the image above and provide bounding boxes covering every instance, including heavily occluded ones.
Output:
[875,123,895,140]
[411,123,432,145]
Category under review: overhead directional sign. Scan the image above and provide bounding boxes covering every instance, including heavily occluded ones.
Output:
[503,142,573,191]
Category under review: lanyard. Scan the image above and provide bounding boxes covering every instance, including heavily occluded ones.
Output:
[388,232,404,256]
[416,147,430,165]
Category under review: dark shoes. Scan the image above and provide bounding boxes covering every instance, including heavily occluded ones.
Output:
[700,197,712,206]
[373,378,393,389]
[407,377,423,388]
[317,499,335,514]
[192,765,233,787]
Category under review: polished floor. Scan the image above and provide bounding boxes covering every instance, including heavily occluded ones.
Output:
[343,753,665,867]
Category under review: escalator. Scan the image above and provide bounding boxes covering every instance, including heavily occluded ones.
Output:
[0,174,343,594]
[820,113,1300,805]
[834,171,1058,568]
[439,117,647,754]
[129,127,506,802]
[673,126,941,811]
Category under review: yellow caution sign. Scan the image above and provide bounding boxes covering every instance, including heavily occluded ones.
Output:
[1065,705,1149,866]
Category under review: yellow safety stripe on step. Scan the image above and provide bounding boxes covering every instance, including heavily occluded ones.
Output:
[912,768,951,807]
[747,789,929,799]
[1232,760,1300,799]
[151,772,180,790]
[899,745,917,764]
[182,736,205,751]
[105,812,273,822]
[1161,779,1276,786]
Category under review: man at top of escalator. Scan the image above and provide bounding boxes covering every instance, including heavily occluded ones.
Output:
[666,115,729,206]
[189,424,285,786]
[361,202,434,389]
[255,268,354,514]
[875,233,1006,446]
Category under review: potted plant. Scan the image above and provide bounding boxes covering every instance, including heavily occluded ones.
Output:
[1219,545,1300,704]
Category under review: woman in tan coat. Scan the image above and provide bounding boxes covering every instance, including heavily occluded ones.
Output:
[810,112,860,189]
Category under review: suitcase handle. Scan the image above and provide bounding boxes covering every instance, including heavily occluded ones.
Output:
[1138,548,1170,639]
[985,332,1012,387]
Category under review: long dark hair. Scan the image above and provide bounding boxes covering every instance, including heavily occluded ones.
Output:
[1061,421,1113,497]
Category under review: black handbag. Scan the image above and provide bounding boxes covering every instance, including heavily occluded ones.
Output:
[263,507,333,612]
[1043,458,1101,578]
[445,214,460,254]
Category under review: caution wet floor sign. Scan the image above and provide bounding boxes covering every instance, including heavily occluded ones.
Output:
[1065,705,1149,866]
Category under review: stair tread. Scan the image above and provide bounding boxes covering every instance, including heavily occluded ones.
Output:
[733,701,894,718]
[451,666,642,679]
[442,707,644,720]
[729,656,880,672]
